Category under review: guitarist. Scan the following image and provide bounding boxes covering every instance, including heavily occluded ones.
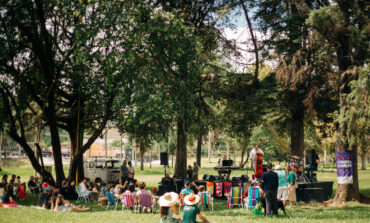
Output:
[250,139,264,173]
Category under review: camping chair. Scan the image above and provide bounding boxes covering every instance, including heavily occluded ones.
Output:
[76,185,90,203]
[138,194,155,214]
[198,191,214,211]
[179,192,190,209]
[245,187,260,210]
[106,191,118,210]
[121,193,138,212]
[227,186,243,208]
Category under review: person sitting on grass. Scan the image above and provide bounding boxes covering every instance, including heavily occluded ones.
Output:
[182,193,210,223]
[6,181,15,202]
[159,192,181,223]
[39,186,53,209]
[52,193,91,211]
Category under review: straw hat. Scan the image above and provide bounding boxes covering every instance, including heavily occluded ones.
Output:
[159,192,179,207]
[184,193,200,206]
[275,165,281,170]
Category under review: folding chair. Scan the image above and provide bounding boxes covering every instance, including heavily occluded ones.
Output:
[198,191,214,211]
[138,194,155,214]
[76,185,90,203]
[106,191,118,210]
[245,187,260,210]
[227,186,243,208]
[179,192,190,209]
[121,193,138,212]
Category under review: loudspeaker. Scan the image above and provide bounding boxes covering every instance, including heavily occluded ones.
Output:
[240,174,249,182]
[208,175,216,182]
[306,149,318,170]
[160,152,168,165]
[222,160,233,167]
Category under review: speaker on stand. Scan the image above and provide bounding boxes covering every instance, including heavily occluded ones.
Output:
[160,152,168,176]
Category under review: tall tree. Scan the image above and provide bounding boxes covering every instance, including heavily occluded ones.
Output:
[0,0,150,185]
[306,0,369,205]
[254,0,337,159]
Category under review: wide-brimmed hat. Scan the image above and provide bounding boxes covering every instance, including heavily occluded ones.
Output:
[275,165,281,170]
[184,193,200,206]
[159,192,179,207]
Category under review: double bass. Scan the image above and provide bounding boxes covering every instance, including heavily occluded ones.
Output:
[255,154,263,178]
[254,138,263,178]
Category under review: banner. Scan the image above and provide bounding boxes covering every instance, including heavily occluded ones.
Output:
[224,182,232,197]
[206,182,214,195]
[336,152,353,184]
[215,182,223,197]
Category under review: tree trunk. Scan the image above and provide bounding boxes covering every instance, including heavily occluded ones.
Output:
[150,147,152,168]
[175,119,187,177]
[139,141,145,171]
[68,117,85,184]
[208,131,211,162]
[196,134,202,167]
[290,106,304,159]
[361,150,366,170]
[0,132,2,168]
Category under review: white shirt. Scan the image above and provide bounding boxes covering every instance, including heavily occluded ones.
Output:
[79,182,88,193]
[250,148,264,169]
[127,166,135,178]
[114,185,121,194]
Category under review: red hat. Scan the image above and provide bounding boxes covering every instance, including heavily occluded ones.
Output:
[43,183,49,187]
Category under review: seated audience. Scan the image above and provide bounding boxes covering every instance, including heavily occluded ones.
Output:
[35,177,42,192]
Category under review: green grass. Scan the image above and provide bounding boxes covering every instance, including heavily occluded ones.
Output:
[1,158,370,223]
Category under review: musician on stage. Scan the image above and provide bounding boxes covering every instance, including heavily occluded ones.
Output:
[250,139,264,171]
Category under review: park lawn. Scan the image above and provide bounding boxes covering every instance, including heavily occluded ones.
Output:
[1,159,370,223]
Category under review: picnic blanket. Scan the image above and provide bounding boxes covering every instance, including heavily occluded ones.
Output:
[0,202,17,208]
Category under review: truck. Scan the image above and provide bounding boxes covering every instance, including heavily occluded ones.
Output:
[83,158,121,184]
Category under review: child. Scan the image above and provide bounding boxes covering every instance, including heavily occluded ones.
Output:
[18,183,27,201]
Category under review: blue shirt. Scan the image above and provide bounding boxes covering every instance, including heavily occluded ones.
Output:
[261,171,279,193]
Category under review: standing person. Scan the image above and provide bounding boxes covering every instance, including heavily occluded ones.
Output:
[274,165,289,206]
[186,166,193,180]
[287,166,298,208]
[127,161,135,183]
[261,162,279,217]
[192,163,199,181]
[158,192,181,223]
[182,193,210,223]
[120,160,128,186]
[249,139,264,171]
[28,176,37,194]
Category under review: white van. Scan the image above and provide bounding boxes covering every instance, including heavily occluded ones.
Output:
[83,158,121,183]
